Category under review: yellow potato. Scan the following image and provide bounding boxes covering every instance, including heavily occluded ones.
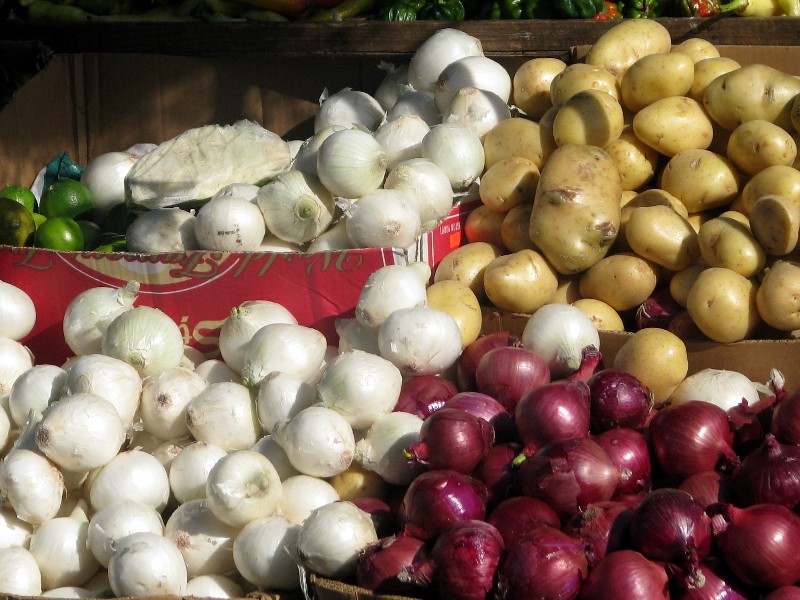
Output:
[482,249,558,314]
[612,328,688,404]
[671,39,720,63]
[426,279,482,348]
[549,274,582,304]
[512,57,568,120]
[479,156,540,213]
[659,148,742,213]
[500,203,536,252]
[571,298,625,332]
[433,241,502,301]
[749,194,800,256]
[585,19,673,83]
[727,120,798,176]
[483,117,557,171]
[686,267,760,342]
[550,63,620,109]
[737,164,800,216]
[616,188,688,251]
[697,215,766,278]
[687,56,741,103]
[625,204,700,271]
[464,204,506,249]
[632,96,714,157]
[620,52,695,113]
[604,128,660,192]
[669,263,708,307]
[552,89,625,148]
[578,252,659,311]
[756,259,800,331]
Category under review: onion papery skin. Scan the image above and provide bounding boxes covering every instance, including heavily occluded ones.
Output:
[444,391,515,443]
[456,331,520,392]
[350,497,397,539]
[580,549,669,600]
[770,390,800,445]
[472,442,521,507]
[648,401,739,480]
[593,427,653,497]
[629,488,713,572]
[677,470,736,534]
[516,437,621,522]
[562,500,634,567]
[514,379,591,456]
[636,287,683,331]
[587,369,654,433]
[405,407,494,474]
[399,470,489,542]
[730,434,800,509]
[495,525,588,600]
[394,375,458,419]
[486,496,560,549]
[669,558,753,600]
[475,345,550,413]
[355,534,432,595]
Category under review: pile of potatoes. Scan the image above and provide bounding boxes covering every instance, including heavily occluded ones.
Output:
[436,18,800,344]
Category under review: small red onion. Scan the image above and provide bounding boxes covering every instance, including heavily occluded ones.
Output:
[677,470,736,508]
[731,433,800,510]
[495,526,588,600]
[445,391,516,443]
[587,369,654,432]
[593,427,652,497]
[562,500,634,567]
[668,310,709,342]
[579,549,669,600]
[475,345,550,413]
[350,496,397,539]
[636,287,683,330]
[405,407,494,473]
[456,330,520,392]
[394,375,458,418]
[355,534,432,594]
[629,488,713,572]
[669,558,753,600]
[516,437,621,522]
[472,442,520,506]
[648,401,739,480]
[770,390,800,445]
[486,496,560,549]
[514,379,591,455]
[710,502,800,589]
[563,345,604,383]
[400,470,489,542]
[765,587,800,600]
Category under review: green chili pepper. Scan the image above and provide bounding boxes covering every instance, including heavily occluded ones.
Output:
[418,0,465,19]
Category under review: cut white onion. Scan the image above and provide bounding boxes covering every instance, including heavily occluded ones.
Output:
[345,188,422,249]
[373,114,430,172]
[205,449,282,528]
[62,281,139,357]
[387,89,442,126]
[0,336,34,398]
[186,574,244,599]
[87,448,170,513]
[316,128,388,200]
[239,323,328,388]
[374,62,411,111]
[356,263,429,331]
[186,382,262,452]
[164,498,239,578]
[255,371,316,434]
[670,368,767,412]
[0,280,36,342]
[80,150,139,217]
[232,515,301,591]
[335,318,380,355]
[168,441,228,504]
[278,474,340,525]
[86,500,165,568]
[28,511,99,591]
[408,28,484,94]
[0,449,63,525]
[8,364,67,429]
[314,88,385,133]
[0,546,42,596]
[271,406,355,478]
[194,195,266,251]
[443,86,512,141]
[355,410,424,486]
[107,532,187,597]
[384,158,454,230]
[434,54,513,113]
[251,435,300,481]
[125,208,199,253]
[139,366,208,440]
[421,122,486,191]
[0,507,33,549]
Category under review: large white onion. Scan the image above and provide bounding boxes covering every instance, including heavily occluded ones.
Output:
[185,574,243,599]
[0,336,34,398]
[316,128,388,200]
[139,366,207,440]
[239,323,328,388]
[278,474,340,525]
[28,511,99,591]
[168,441,228,504]
[408,27,484,93]
[186,382,261,452]
[0,507,33,549]
[80,150,142,218]
[387,89,442,126]
[0,449,64,525]
[374,62,411,111]
[194,195,266,251]
[0,280,36,342]
[421,122,486,191]
[250,435,300,481]
[373,114,430,171]
[314,88,385,133]
[443,86,512,141]
[345,188,422,249]
[87,449,170,513]
[0,546,42,596]
[255,371,315,434]
[86,500,164,568]
[232,515,301,591]
[355,410,424,486]
[384,158,454,230]
[107,532,187,597]
[355,263,429,331]
[125,207,198,253]
[8,364,67,429]
[434,54,513,112]
[62,281,139,356]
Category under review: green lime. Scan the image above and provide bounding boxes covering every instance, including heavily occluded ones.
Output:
[77,220,102,250]
[32,213,47,229]
[39,179,95,220]
[34,216,85,251]
[0,197,36,246]
[0,183,36,215]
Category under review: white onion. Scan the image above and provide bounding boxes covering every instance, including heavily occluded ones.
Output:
[355,263,429,331]
[218,299,297,374]
[164,498,239,578]
[314,88,385,133]
[125,208,199,253]
[378,305,463,376]
[28,512,99,591]
[62,281,139,356]
[240,323,328,388]
[670,368,767,412]
[272,406,355,478]
[87,449,170,513]
[255,371,315,434]
[335,318,380,355]
[194,195,266,251]
[355,410,424,485]
[40,586,95,598]
[305,218,353,253]
[345,188,422,249]
[151,436,191,473]
[81,570,113,598]
[0,546,42,596]
[139,366,207,440]
[8,364,67,429]
[387,89,442,126]
[102,305,185,377]
[443,86,512,141]
[80,150,140,217]
[434,54,513,113]
[0,280,36,342]
[107,532,187,597]
[211,182,260,203]
[205,449,282,528]
[194,359,240,384]
[232,515,301,591]
[86,500,164,568]
[384,158,454,230]
[251,435,300,481]
[0,507,33,549]
[373,114,430,171]
[278,474,340,525]
[374,62,411,111]
[0,449,64,525]
[421,122,485,191]
[168,441,227,504]
[291,125,348,175]
[316,128,388,200]
[186,574,243,599]
[408,27,484,93]
[35,393,126,473]
[296,501,378,579]
[0,336,34,397]
[186,382,262,452]
[258,232,303,252]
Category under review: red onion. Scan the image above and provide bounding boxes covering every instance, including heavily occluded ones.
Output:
[710,502,800,589]
[456,330,520,392]
[562,500,634,567]
[486,496,560,548]
[770,390,800,445]
[350,496,397,539]
[668,310,709,342]
[669,558,753,600]
[593,427,652,496]
[394,375,458,418]
[445,391,516,443]
[765,587,800,600]
[405,407,494,473]
[730,434,800,509]
[579,549,669,600]
[629,488,713,572]
[474,345,550,413]
[636,287,683,330]
[648,401,739,480]
[495,525,588,600]
[563,345,604,383]
[516,437,621,521]
[472,442,520,506]
[587,369,654,432]
[677,470,736,508]
[355,534,432,594]
[514,379,591,455]
[399,470,489,542]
